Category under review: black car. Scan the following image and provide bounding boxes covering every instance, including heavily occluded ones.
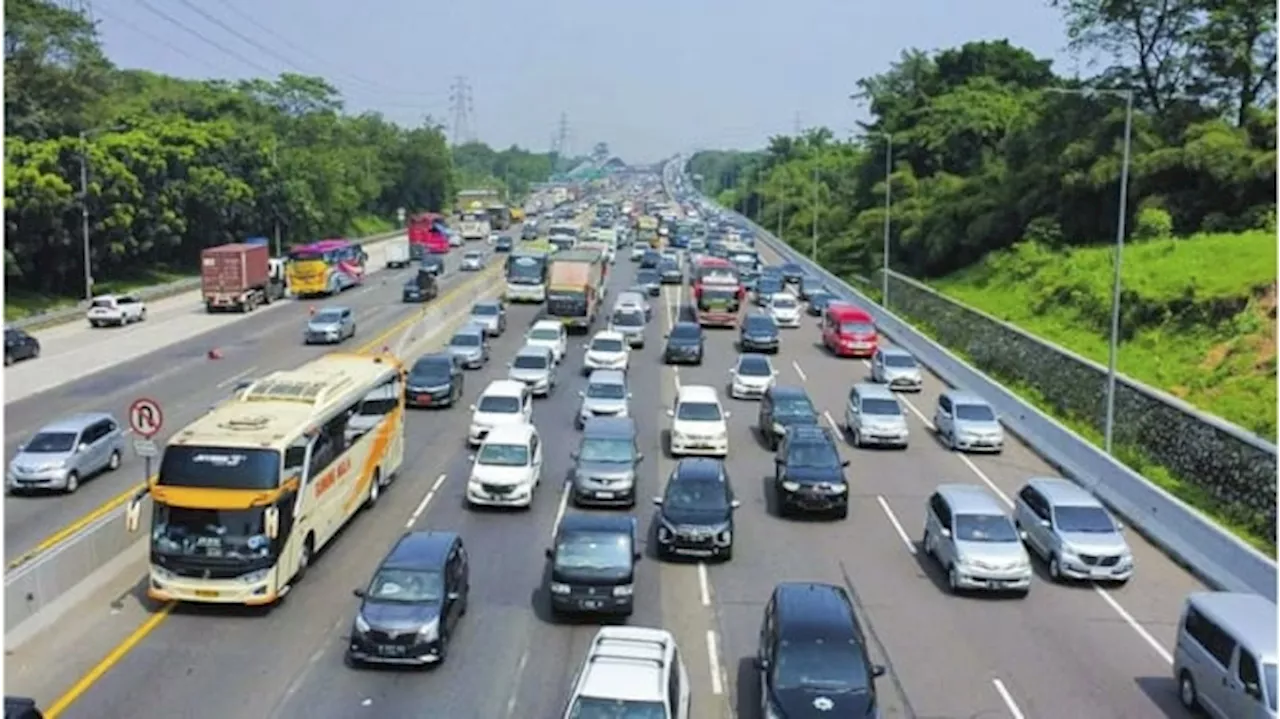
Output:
[640,251,662,269]
[758,386,820,450]
[796,276,825,301]
[739,314,780,354]
[636,269,662,296]
[774,425,850,518]
[658,260,683,284]
[544,513,640,618]
[663,321,704,365]
[653,458,739,561]
[421,255,446,277]
[347,531,470,666]
[756,582,886,718]
[4,328,40,366]
[780,262,805,285]
[405,353,464,408]
[4,697,43,719]
[494,235,513,252]
[755,276,785,306]
[521,224,539,240]
[402,268,439,303]
[805,289,835,316]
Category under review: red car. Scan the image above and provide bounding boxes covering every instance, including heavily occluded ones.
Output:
[821,303,878,357]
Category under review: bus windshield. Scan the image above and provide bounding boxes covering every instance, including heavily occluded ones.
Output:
[151,505,272,561]
[698,288,739,309]
[158,446,281,490]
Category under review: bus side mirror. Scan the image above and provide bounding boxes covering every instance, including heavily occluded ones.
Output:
[265,506,280,539]
[125,498,142,533]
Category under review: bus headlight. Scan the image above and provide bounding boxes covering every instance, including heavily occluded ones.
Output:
[238,569,270,584]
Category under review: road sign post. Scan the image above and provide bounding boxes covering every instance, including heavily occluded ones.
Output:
[129,398,164,489]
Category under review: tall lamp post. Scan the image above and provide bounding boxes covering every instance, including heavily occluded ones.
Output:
[862,129,893,306]
[810,167,819,260]
[79,124,127,301]
[1045,87,1134,455]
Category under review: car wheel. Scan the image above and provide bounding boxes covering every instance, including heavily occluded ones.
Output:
[947,565,962,594]
[108,450,121,471]
[922,528,934,557]
[1178,671,1199,710]
[64,471,80,493]
[1048,555,1063,582]
[139,309,147,321]
[4,354,12,367]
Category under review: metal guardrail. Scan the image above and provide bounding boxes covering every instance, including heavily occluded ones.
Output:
[8,229,406,332]
[665,160,1277,600]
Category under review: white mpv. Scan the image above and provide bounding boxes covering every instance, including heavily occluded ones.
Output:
[666,385,730,457]
[468,380,533,446]
[467,424,543,508]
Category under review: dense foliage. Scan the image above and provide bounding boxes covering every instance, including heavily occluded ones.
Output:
[690,1,1276,282]
[3,0,556,303]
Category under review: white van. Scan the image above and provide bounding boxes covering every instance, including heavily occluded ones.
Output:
[467,423,542,508]
[468,380,533,446]
[666,385,729,457]
[1174,591,1277,719]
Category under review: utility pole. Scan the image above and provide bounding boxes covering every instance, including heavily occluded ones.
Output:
[79,131,92,301]
[810,168,819,260]
[271,144,282,256]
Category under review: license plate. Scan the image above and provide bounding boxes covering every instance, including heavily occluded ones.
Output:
[1091,568,1113,578]
[417,394,430,403]
[582,600,602,609]
[377,645,407,656]
[194,589,219,598]
[595,491,615,499]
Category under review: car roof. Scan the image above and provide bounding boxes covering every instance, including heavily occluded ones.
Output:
[515,344,553,359]
[677,384,720,403]
[1026,477,1103,508]
[454,325,484,337]
[879,345,913,358]
[473,300,501,310]
[483,423,536,444]
[787,425,832,444]
[772,582,860,641]
[314,305,349,314]
[769,385,810,400]
[852,382,895,400]
[531,319,563,331]
[582,416,637,438]
[411,353,453,368]
[383,530,458,569]
[587,369,627,384]
[673,458,725,482]
[737,353,771,367]
[559,512,635,533]
[771,292,798,301]
[826,303,871,319]
[670,321,701,334]
[591,330,627,342]
[944,390,989,406]
[38,412,115,433]
[1185,592,1278,658]
[481,379,527,397]
[936,483,1007,514]
[578,626,674,703]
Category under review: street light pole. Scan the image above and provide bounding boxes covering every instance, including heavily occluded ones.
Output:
[877,134,892,305]
[79,131,92,301]
[810,168,818,260]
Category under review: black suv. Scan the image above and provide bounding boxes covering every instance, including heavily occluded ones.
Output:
[347,531,470,666]
[774,425,850,519]
[405,353,464,408]
[663,321,704,365]
[755,275,784,306]
[545,513,640,618]
[739,313,780,354]
[3,328,39,366]
[637,268,662,296]
[640,251,662,269]
[402,268,439,303]
[758,386,819,450]
[653,458,740,561]
[756,582,886,718]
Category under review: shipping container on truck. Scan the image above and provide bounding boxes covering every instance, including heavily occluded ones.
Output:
[384,238,411,268]
[201,242,284,312]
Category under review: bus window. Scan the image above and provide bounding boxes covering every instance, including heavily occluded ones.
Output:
[346,378,400,442]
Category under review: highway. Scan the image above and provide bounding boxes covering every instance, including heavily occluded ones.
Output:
[7,244,1208,718]
[3,243,470,567]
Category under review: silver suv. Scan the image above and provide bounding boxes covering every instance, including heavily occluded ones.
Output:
[562,626,690,719]
[1014,477,1134,584]
[8,413,126,494]
[508,344,557,397]
[870,346,923,391]
[933,390,1004,453]
[844,383,908,448]
[922,483,1032,597]
[577,369,631,428]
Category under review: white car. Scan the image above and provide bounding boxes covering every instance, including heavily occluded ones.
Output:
[448,230,464,247]
[87,294,147,327]
[728,353,776,399]
[562,627,690,719]
[461,251,485,271]
[768,292,802,328]
[666,385,729,457]
[612,291,651,321]
[466,423,542,508]
[630,245,647,261]
[526,319,567,363]
[582,330,630,373]
[468,380,533,446]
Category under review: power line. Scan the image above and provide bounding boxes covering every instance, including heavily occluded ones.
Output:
[129,0,276,76]
[93,2,223,74]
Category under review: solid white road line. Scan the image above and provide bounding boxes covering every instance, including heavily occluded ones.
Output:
[697,562,712,607]
[705,630,725,695]
[1093,584,1176,664]
[991,678,1026,719]
[875,496,917,555]
[822,410,841,433]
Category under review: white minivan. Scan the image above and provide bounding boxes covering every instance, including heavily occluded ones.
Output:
[666,385,729,457]
[468,380,533,446]
[1174,591,1277,719]
[467,423,543,508]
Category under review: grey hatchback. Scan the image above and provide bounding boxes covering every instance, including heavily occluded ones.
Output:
[7,413,126,494]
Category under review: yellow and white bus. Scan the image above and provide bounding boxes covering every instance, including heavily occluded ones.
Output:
[126,353,405,605]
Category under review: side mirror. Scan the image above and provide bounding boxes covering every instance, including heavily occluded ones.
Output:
[544,548,553,559]
[635,453,644,463]
[872,664,886,678]
[446,591,461,601]
[352,587,366,598]
[1018,530,1029,541]
[731,500,742,509]
[1245,681,1263,700]
[76,443,89,453]
[506,361,513,367]
[15,444,25,453]
[939,528,952,538]
[1039,518,1051,528]
[841,459,850,467]
[633,551,642,561]
[755,656,770,670]
[578,390,585,398]
[264,506,280,539]
[653,496,664,506]
[125,497,142,533]
[666,409,674,417]
[468,454,476,462]
[469,404,476,411]
[1116,522,1125,531]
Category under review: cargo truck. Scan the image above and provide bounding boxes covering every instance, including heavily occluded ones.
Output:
[546,249,606,331]
[459,209,492,242]
[201,242,286,312]
[384,238,411,268]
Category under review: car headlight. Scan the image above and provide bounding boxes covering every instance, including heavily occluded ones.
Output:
[417,620,439,640]
[715,527,732,545]
[781,481,801,492]
[238,569,269,584]
[613,584,633,597]
[549,582,571,595]
[829,484,848,494]
[354,614,371,634]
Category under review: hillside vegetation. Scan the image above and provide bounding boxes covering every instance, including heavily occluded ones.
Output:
[4,0,574,319]
[934,232,1277,439]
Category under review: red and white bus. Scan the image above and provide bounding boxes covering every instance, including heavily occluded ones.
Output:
[408,213,450,257]
[691,257,744,327]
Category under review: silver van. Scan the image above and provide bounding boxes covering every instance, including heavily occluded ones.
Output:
[7,412,126,494]
[1175,591,1277,719]
[933,390,1004,453]
[922,483,1031,597]
[844,383,909,448]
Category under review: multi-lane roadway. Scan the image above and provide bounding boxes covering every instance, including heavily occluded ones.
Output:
[6,239,1207,718]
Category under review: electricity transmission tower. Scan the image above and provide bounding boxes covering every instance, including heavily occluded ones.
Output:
[449,77,475,144]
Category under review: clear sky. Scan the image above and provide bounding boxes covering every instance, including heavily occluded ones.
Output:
[92,0,1081,162]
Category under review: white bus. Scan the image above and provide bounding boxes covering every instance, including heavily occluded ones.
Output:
[127,353,405,605]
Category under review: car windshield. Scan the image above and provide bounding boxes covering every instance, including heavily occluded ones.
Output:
[883,353,917,368]
[529,328,560,341]
[478,443,530,467]
[861,398,902,416]
[955,404,996,421]
[954,514,1020,542]
[772,296,797,309]
[737,357,771,376]
[677,402,722,421]
[782,264,802,274]
[839,321,874,334]
[775,397,816,418]
[513,354,548,370]
[587,382,627,400]
[665,479,728,511]
[638,271,659,283]
[313,311,343,323]
[579,437,635,463]
[554,531,632,570]
[1053,505,1115,533]
[568,697,666,719]
[366,569,443,603]
[788,441,840,468]
[477,395,520,413]
[472,304,499,316]
[591,338,625,353]
[410,359,452,381]
[744,317,775,332]
[759,280,783,293]
[612,312,644,327]
[90,298,117,309]
[670,325,700,341]
[451,333,481,347]
[773,640,871,693]
[24,431,77,453]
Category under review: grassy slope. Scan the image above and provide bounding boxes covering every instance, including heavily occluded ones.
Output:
[933,231,1277,440]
